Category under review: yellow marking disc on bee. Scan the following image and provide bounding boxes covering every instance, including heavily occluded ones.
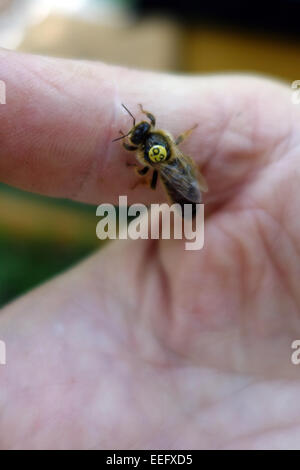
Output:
[148,145,167,163]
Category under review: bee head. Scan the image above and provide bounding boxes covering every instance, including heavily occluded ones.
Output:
[130,121,151,145]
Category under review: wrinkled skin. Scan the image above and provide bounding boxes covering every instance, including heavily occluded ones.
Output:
[0,49,300,449]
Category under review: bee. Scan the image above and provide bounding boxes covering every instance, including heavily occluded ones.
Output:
[112,104,208,217]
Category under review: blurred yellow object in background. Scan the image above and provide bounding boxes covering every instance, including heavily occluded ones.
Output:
[183,26,300,82]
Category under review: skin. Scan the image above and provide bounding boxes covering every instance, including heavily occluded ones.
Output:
[0,49,300,450]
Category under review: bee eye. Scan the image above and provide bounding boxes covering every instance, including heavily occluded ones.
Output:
[149,145,167,163]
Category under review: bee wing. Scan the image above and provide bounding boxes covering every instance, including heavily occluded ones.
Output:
[159,146,208,202]
[173,148,208,193]
[196,170,208,193]
[159,157,201,203]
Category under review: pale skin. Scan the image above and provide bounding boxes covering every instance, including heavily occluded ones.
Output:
[0,49,300,449]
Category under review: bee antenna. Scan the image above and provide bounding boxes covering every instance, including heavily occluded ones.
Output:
[121,103,136,126]
[112,130,131,143]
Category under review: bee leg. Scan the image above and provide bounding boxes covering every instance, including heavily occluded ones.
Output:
[123,142,138,151]
[196,164,209,192]
[126,163,150,177]
[175,124,198,145]
[139,104,156,127]
[137,166,150,176]
[150,170,158,190]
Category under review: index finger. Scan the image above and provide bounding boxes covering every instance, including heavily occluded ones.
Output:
[0,49,292,206]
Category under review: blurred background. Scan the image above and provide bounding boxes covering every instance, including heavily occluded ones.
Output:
[0,0,299,307]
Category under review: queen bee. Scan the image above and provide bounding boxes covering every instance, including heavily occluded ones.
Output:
[113,104,208,217]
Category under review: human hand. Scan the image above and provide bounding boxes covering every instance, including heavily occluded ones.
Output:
[0,50,300,449]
